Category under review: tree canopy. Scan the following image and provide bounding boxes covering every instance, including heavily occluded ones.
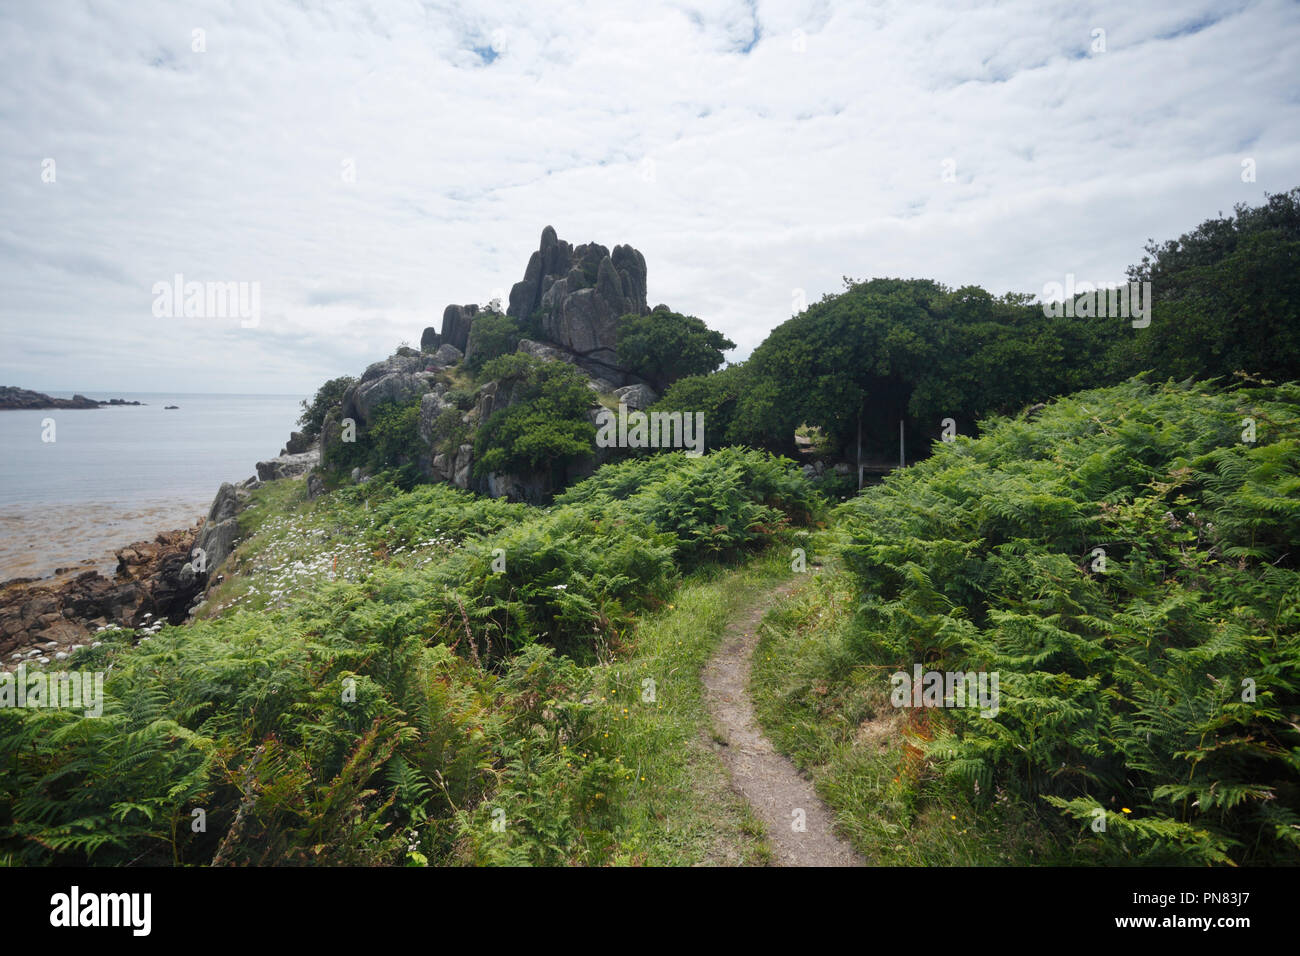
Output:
[616,309,735,393]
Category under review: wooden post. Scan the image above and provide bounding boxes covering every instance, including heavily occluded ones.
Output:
[857,402,862,490]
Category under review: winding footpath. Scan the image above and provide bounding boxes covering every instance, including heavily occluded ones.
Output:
[702,578,864,867]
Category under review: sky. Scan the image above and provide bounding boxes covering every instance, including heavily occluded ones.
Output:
[1,0,1297,395]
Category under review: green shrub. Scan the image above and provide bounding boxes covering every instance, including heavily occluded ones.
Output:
[472,355,595,481]
[827,376,1300,864]
[465,312,523,375]
[556,446,822,565]
[298,375,356,440]
[324,397,425,484]
[616,310,735,393]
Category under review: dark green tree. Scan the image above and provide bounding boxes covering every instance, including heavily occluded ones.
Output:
[297,375,356,440]
[465,312,524,375]
[651,362,751,452]
[1119,187,1300,383]
[616,310,735,393]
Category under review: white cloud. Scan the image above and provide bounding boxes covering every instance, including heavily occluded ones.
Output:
[1,0,1296,393]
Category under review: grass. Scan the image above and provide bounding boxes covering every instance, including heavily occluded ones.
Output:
[571,549,798,865]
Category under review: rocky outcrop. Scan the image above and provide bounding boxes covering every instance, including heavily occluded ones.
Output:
[427,343,463,368]
[256,449,320,482]
[0,386,142,410]
[613,383,658,410]
[342,351,431,425]
[441,304,479,353]
[281,430,312,455]
[421,326,441,351]
[418,389,456,447]
[515,339,627,392]
[319,410,342,470]
[507,226,648,364]
[192,482,247,581]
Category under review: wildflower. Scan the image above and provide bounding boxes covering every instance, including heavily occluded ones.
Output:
[1121,807,1132,814]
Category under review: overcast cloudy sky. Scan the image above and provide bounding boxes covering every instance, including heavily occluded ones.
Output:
[1,0,1297,394]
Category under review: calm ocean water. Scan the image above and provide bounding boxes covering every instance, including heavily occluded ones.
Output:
[0,392,306,580]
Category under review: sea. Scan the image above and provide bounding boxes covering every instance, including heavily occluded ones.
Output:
[0,392,306,581]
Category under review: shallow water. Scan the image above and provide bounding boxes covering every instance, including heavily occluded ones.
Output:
[0,392,305,580]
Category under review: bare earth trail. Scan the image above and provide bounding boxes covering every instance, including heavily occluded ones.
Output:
[702,578,864,867]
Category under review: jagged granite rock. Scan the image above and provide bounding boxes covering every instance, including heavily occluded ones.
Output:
[427,343,463,368]
[193,482,249,579]
[281,430,312,455]
[255,449,320,482]
[473,380,501,423]
[452,444,475,489]
[421,326,441,351]
[515,339,625,392]
[507,226,648,362]
[359,353,424,384]
[319,410,341,469]
[345,370,427,425]
[613,383,658,410]
[441,304,479,353]
[418,391,455,447]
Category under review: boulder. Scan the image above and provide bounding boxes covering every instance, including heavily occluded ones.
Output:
[256,449,320,482]
[193,482,247,577]
[359,353,424,384]
[306,473,325,499]
[613,383,658,410]
[421,326,441,351]
[427,343,463,368]
[441,304,479,353]
[319,411,341,469]
[516,338,571,364]
[474,380,500,423]
[282,430,312,455]
[486,471,551,504]
[348,371,426,424]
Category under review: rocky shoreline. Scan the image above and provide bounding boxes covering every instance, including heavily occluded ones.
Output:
[0,442,319,672]
[0,385,143,409]
[1,528,200,671]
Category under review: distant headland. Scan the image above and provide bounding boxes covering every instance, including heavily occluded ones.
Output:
[0,386,143,410]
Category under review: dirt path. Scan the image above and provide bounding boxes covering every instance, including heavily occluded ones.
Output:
[702,578,864,867]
